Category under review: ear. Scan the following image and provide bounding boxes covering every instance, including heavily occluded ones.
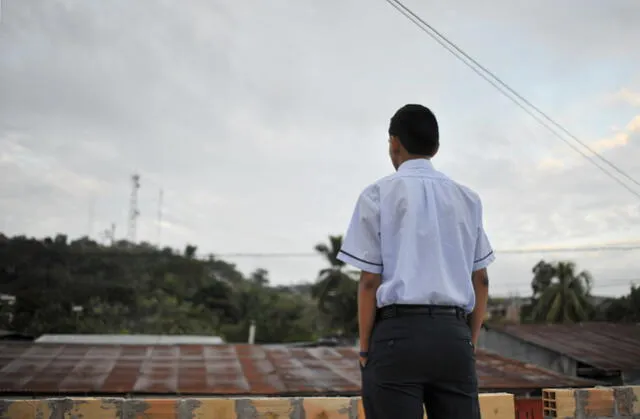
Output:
[389,136,402,153]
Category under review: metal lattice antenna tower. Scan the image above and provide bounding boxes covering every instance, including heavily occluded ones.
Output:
[127,174,141,244]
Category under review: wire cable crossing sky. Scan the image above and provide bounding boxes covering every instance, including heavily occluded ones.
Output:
[1,0,638,295]
[214,243,640,258]
[385,0,640,200]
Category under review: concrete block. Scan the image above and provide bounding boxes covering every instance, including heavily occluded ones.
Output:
[124,399,177,419]
[424,393,514,419]
[350,393,515,419]
[64,398,124,419]
[614,385,640,416]
[543,386,640,418]
[0,400,37,419]
[356,397,365,419]
[479,393,515,419]
[303,397,352,418]
[575,387,615,417]
[543,388,576,418]
[235,398,295,418]
[35,398,73,419]
[178,398,237,419]
[631,385,640,415]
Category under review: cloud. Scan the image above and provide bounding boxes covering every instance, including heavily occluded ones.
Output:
[537,158,565,171]
[612,89,640,107]
[1,0,639,296]
[590,115,640,153]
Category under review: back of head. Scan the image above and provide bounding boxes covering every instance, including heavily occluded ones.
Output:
[388,104,439,156]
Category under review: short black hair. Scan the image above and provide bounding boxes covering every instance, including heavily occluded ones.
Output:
[388,104,439,156]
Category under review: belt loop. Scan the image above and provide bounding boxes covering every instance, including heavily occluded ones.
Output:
[390,305,397,318]
[427,306,433,317]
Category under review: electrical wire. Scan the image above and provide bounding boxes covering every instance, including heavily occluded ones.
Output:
[1,265,634,293]
[214,243,640,258]
[384,0,640,200]
[11,243,636,264]
[497,277,638,289]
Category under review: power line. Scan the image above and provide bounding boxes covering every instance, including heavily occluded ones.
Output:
[497,244,640,254]
[1,265,633,293]
[384,0,640,200]
[10,243,637,261]
[497,278,638,289]
[214,243,640,259]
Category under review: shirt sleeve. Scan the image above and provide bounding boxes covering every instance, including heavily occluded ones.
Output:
[336,187,383,274]
[473,200,496,272]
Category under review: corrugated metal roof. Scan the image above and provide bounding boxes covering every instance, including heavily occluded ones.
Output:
[491,322,640,371]
[0,342,595,395]
[35,334,224,345]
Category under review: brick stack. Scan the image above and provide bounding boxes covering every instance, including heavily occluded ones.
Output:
[0,393,516,419]
[543,386,640,418]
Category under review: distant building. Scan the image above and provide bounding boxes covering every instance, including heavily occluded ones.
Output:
[486,297,529,324]
[479,322,640,385]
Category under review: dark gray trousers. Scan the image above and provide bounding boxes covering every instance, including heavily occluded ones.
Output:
[360,312,481,419]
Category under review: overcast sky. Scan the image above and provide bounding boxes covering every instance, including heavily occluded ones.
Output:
[1,0,639,297]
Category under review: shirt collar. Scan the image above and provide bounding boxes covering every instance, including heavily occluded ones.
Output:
[398,158,435,173]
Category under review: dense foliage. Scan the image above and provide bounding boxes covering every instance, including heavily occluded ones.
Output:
[1,234,637,341]
[519,259,639,324]
[311,235,359,336]
[0,233,344,343]
[602,285,640,322]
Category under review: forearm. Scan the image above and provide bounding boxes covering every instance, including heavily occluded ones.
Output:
[469,268,489,345]
[358,271,381,352]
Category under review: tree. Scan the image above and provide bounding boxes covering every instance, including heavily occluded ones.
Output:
[0,233,317,343]
[311,235,359,336]
[249,268,270,287]
[531,260,555,296]
[184,245,197,259]
[527,260,594,324]
[604,285,640,322]
[312,235,348,311]
[219,281,316,343]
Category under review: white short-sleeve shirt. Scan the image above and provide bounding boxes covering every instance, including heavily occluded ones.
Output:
[337,158,495,313]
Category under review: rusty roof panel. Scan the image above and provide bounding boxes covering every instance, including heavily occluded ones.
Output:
[0,342,595,395]
[491,322,640,371]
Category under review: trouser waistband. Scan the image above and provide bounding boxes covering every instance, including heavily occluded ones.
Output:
[376,304,467,321]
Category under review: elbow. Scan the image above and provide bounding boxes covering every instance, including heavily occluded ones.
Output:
[360,271,381,291]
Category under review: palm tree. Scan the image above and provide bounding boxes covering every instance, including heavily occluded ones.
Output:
[312,235,358,334]
[529,260,594,324]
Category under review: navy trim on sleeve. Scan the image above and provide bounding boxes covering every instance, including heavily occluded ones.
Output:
[474,250,494,264]
[339,250,383,267]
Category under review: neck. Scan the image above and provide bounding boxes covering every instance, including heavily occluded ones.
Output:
[395,154,431,169]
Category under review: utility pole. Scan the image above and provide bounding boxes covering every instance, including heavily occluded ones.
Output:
[127,174,140,244]
[248,320,256,344]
